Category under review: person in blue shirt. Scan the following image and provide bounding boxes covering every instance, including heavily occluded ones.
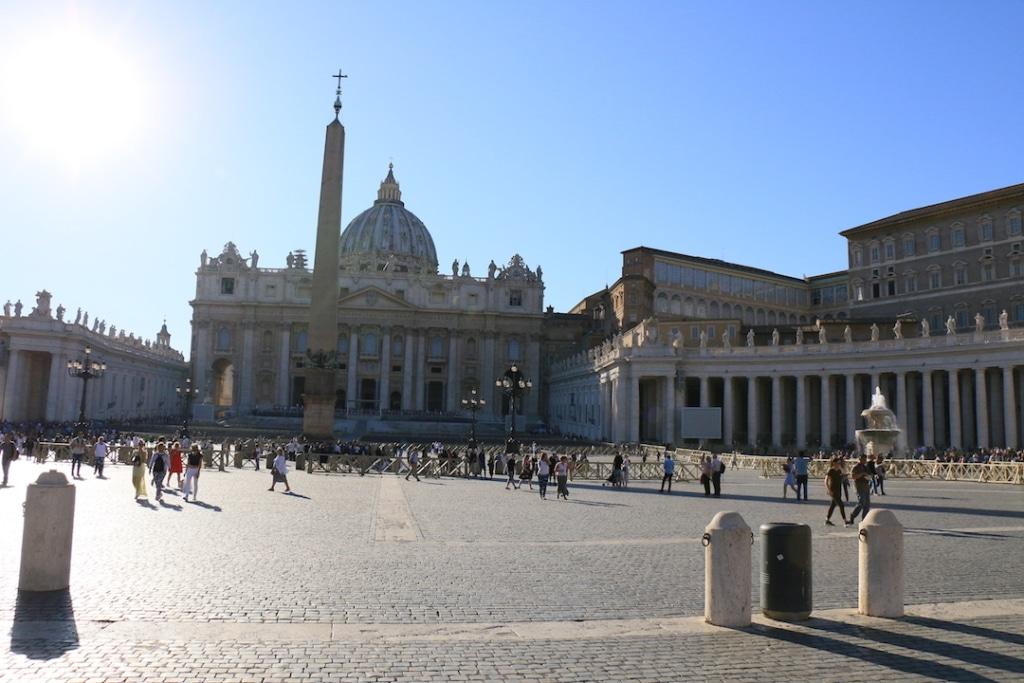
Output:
[660,453,675,493]
[793,451,810,501]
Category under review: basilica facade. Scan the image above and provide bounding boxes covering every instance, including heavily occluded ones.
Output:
[189,167,571,422]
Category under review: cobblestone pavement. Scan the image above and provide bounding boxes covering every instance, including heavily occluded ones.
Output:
[1,459,1023,680]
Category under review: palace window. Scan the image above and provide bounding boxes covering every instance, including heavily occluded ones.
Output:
[870,245,880,263]
[1013,302,1024,322]
[430,336,444,358]
[1009,211,1023,236]
[884,242,895,261]
[886,280,896,296]
[928,232,941,252]
[955,310,969,329]
[983,306,997,327]
[902,236,915,257]
[929,270,942,289]
[852,247,863,267]
[508,289,523,307]
[979,218,994,242]
[903,274,917,293]
[954,265,967,286]
[220,277,235,295]
[361,332,378,357]
[952,227,966,248]
[1012,260,1024,278]
[981,263,995,282]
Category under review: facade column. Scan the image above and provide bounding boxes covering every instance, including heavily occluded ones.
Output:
[238,324,255,411]
[1003,366,1018,449]
[526,335,541,416]
[699,376,710,407]
[663,374,676,445]
[379,329,391,412]
[415,330,427,410]
[845,374,857,444]
[722,376,733,446]
[771,375,782,448]
[481,333,495,415]
[446,334,459,412]
[795,375,807,449]
[975,368,989,449]
[921,370,934,448]
[628,372,640,443]
[276,326,290,406]
[948,370,962,449]
[44,352,64,421]
[402,330,415,410]
[896,371,909,448]
[747,376,758,448]
[870,372,881,394]
[3,349,22,421]
[820,375,832,449]
[346,329,358,410]
[193,324,210,402]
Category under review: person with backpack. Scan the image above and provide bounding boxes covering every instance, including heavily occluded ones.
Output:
[182,444,203,503]
[710,453,725,497]
[148,442,170,501]
[660,453,675,493]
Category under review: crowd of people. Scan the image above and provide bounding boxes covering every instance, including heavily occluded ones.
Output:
[780,451,888,526]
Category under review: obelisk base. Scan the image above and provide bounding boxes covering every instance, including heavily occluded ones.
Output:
[302,368,337,439]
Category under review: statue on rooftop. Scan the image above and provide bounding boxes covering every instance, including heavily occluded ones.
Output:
[746,329,755,347]
[870,323,879,341]
[893,320,903,340]
[945,315,957,336]
[488,260,497,279]
[920,318,930,338]
[771,328,779,346]
[843,325,853,343]
[974,312,985,334]
[1000,309,1009,331]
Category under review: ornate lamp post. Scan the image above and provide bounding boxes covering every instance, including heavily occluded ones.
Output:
[66,345,106,426]
[495,364,532,454]
[461,388,486,446]
[176,377,199,429]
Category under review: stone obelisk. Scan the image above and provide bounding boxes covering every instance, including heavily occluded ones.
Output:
[302,74,347,438]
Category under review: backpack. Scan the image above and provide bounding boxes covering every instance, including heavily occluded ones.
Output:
[152,454,166,473]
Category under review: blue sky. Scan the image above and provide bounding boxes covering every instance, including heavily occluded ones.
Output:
[2,1,1023,354]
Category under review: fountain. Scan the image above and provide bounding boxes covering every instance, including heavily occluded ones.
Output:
[856,386,902,457]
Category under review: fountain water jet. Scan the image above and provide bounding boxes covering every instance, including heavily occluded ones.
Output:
[856,386,902,457]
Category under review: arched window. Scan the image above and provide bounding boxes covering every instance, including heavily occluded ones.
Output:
[362,332,378,356]
[656,292,669,314]
[430,335,444,358]
[670,295,681,315]
[215,327,232,352]
[465,337,478,359]
[507,338,521,361]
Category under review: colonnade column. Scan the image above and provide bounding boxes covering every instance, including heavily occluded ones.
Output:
[921,370,934,448]
[845,374,857,444]
[628,373,640,443]
[612,375,627,443]
[1003,366,1018,449]
[820,375,832,449]
[276,326,290,407]
[747,377,758,448]
[975,368,989,449]
[870,372,880,394]
[795,375,807,449]
[948,370,962,449]
[44,352,64,421]
[446,334,458,412]
[663,374,675,445]
[699,376,710,407]
[346,330,358,410]
[402,330,415,410]
[239,324,254,410]
[722,376,733,446]
[896,372,908,448]
[379,329,391,412]
[771,375,782,448]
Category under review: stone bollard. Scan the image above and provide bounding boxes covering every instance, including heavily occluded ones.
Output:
[858,509,904,617]
[265,453,274,470]
[703,511,752,627]
[295,451,305,470]
[20,471,76,592]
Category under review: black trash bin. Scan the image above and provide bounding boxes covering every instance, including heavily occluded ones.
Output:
[760,522,812,621]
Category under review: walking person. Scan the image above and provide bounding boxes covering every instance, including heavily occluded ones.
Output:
[782,457,798,499]
[405,448,421,481]
[660,452,675,493]
[699,455,712,496]
[167,440,184,489]
[555,455,570,500]
[487,452,495,479]
[1,432,18,487]
[477,449,486,479]
[69,433,86,479]
[711,453,724,497]
[93,436,109,478]
[505,453,519,490]
[867,454,879,494]
[824,458,849,527]
[131,446,148,500]
[268,447,291,492]
[793,451,810,501]
[848,453,872,524]
[536,454,550,500]
[148,442,169,501]
[520,455,534,490]
[875,456,887,495]
[182,444,203,503]
[621,454,631,488]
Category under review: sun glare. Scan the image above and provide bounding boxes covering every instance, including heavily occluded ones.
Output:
[1,24,146,166]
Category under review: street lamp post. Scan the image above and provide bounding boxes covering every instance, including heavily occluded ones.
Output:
[495,364,532,454]
[66,345,106,427]
[176,377,199,431]
[460,388,486,446]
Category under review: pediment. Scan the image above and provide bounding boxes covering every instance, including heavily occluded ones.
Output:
[339,286,417,310]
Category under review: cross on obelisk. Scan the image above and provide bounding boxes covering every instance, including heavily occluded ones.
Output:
[332,69,347,118]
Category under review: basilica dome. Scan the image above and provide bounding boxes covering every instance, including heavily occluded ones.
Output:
[339,164,438,273]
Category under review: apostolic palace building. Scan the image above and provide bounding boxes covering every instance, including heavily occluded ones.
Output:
[550,183,1024,453]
